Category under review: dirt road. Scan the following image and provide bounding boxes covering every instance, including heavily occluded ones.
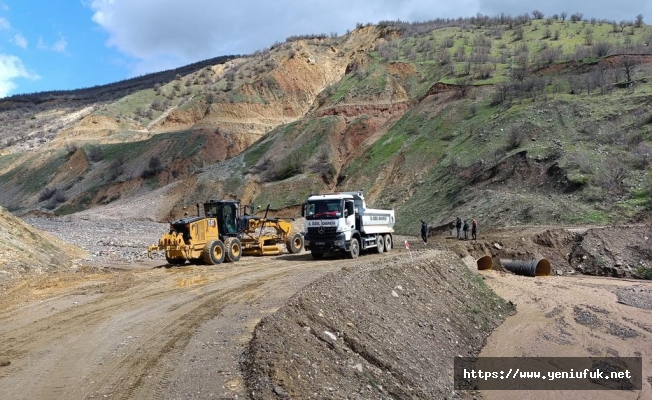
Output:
[479,271,652,400]
[0,253,355,400]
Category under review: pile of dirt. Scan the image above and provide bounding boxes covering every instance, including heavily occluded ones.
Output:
[243,250,514,399]
[432,224,652,279]
[569,224,652,278]
[0,206,87,283]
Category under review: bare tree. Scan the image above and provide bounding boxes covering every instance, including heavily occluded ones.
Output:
[532,10,544,19]
[621,55,638,82]
[635,14,644,28]
[560,12,567,22]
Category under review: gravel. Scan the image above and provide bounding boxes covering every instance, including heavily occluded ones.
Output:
[22,215,168,264]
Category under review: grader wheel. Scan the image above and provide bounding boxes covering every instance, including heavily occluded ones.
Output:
[202,240,225,265]
[286,233,304,254]
[224,237,242,262]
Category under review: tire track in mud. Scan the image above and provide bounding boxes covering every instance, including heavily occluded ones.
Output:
[0,253,345,400]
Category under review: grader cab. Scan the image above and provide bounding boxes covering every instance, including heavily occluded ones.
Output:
[147,200,303,265]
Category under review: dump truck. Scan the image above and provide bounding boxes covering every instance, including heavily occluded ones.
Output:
[148,200,303,265]
[302,191,395,259]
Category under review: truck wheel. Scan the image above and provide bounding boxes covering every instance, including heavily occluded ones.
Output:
[203,240,225,265]
[166,255,186,265]
[375,235,385,253]
[383,234,393,252]
[311,250,324,260]
[348,238,360,259]
[224,238,242,262]
[286,233,304,254]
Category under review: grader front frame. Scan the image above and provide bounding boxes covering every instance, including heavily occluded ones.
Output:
[239,215,304,256]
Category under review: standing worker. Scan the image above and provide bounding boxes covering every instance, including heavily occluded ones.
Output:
[456,217,462,239]
[420,220,428,244]
[463,220,469,240]
[472,218,477,241]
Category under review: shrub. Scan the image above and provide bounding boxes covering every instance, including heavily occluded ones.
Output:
[65,143,78,155]
[106,158,124,181]
[505,127,526,150]
[638,266,652,280]
[141,156,164,179]
[86,145,103,162]
[39,187,56,202]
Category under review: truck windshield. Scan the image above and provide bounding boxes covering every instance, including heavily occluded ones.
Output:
[306,200,343,219]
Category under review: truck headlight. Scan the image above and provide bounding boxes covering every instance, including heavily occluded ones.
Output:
[334,239,345,247]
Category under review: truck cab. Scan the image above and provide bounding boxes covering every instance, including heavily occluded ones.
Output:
[303,192,394,259]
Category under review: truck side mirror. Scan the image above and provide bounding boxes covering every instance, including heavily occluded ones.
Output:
[301,203,306,217]
[344,209,348,218]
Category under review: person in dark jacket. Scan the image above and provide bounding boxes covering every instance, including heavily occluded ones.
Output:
[420,220,428,244]
[472,219,477,241]
[455,217,462,239]
[463,220,469,240]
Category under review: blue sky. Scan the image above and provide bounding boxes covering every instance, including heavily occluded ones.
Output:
[0,0,650,98]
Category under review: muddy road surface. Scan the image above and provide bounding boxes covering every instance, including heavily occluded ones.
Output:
[479,272,652,400]
[0,253,361,400]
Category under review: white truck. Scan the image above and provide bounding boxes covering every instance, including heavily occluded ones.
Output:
[302,191,395,259]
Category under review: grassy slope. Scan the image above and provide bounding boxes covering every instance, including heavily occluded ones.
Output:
[1,17,651,232]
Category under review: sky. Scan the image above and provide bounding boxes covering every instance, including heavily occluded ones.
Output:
[0,0,650,97]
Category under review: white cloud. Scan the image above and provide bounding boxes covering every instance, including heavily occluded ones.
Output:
[0,54,40,97]
[37,35,68,53]
[0,16,10,30]
[88,0,652,77]
[12,33,27,49]
[52,35,67,53]
[89,0,480,76]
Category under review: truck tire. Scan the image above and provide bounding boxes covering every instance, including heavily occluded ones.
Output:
[375,235,385,253]
[224,238,242,262]
[348,238,360,259]
[203,240,225,265]
[166,255,186,265]
[383,234,393,252]
[311,250,324,259]
[286,233,304,254]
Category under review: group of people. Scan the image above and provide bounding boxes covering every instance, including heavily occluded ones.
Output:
[455,217,476,240]
[419,217,478,244]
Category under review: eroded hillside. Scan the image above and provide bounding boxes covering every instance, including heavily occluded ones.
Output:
[0,206,86,282]
[0,17,650,233]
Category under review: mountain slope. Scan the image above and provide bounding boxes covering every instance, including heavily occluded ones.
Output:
[0,17,651,233]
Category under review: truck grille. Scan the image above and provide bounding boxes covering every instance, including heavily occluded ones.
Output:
[307,226,337,241]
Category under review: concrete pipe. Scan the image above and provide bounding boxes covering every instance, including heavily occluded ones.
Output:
[476,255,493,271]
[501,258,551,277]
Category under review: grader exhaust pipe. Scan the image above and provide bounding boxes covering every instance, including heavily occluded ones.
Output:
[501,258,551,277]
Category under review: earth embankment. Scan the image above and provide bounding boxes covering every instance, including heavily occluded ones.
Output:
[243,250,514,399]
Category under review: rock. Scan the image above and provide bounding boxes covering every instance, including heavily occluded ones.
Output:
[493,243,502,250]
[391,290,399,298]
[324,331,337,341]
[273,386,286,396]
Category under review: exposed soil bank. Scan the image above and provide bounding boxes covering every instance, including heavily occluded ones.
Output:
[243,250,515,399]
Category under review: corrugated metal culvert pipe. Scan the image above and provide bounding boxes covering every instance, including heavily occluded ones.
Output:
[476,255,493,270]
[501,258,551,277]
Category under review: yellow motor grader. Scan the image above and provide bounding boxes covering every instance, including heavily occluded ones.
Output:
[147,200,304,265]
